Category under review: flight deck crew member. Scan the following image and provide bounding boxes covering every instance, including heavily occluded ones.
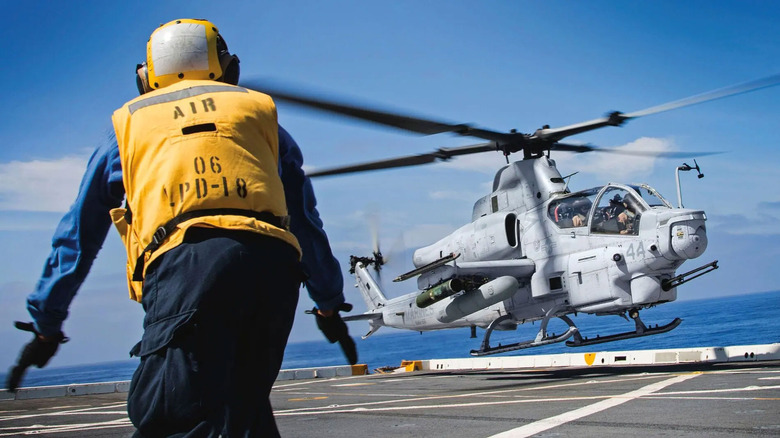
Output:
[6,18,355,437]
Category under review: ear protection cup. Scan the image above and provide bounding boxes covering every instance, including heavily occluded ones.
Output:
[215,34,240,85]
[219,53,240,85]
[135,63,152,95]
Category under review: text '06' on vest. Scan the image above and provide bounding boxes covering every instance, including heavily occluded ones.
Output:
[110,80,300,301]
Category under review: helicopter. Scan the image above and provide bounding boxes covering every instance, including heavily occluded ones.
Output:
[244,74,779,356]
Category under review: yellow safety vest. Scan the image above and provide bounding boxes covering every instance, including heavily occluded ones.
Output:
[110,80,301,302]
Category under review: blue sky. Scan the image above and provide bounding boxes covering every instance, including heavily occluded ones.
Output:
[1,1,779,368]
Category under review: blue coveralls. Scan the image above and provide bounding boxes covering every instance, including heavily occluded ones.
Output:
[26,126,345,437]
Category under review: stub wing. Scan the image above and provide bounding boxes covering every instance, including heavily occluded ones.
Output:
[414,258,536,291]
[395,252,536,288]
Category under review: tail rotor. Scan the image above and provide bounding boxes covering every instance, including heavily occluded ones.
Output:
[369,212,387,280]
[349,211,387,276]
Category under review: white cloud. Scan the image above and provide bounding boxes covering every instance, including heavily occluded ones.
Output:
[0,155,89,212]
[410,137,675,184]
[553,137,675,182]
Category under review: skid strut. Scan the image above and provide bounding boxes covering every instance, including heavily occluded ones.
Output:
[471,305,578,356]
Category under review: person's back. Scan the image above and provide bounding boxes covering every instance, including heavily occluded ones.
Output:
[112,77,299,300]
[8,18,355,438]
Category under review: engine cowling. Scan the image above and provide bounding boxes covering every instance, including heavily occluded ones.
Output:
[413,212,519,266]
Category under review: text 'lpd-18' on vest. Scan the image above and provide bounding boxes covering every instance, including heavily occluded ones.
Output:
[110,80,301,302]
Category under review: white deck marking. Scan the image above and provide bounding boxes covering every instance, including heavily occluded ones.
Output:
[487,373,699,438]
[0,403,126,422]
[0,402,131,436]
[276,394,618,416]
[273,374,370,389]
[651,384,780,396]
[0,418,132,436]
[275,373,664,415]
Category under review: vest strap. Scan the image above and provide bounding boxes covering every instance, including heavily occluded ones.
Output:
[132,209,290,282]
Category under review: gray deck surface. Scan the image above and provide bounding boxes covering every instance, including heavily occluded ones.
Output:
[1,361,778,437]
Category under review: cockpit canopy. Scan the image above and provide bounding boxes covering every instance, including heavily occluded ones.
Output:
[547,184,671,235]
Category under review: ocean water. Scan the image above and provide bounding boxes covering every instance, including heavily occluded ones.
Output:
[3,290,779,388]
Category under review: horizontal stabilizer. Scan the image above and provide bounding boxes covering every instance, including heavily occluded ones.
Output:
[343,313,382,322]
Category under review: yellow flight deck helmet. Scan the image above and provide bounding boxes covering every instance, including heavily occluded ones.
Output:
[136,18,240,94]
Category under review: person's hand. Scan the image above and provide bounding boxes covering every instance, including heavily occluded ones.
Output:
[306,303,358,365]
[6,322,68,392]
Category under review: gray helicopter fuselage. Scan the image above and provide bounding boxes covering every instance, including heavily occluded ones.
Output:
[353,157,709,334]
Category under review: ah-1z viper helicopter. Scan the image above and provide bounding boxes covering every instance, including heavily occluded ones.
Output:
[246,75,779,356]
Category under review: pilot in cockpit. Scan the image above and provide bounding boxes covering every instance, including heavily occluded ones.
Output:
[591,191,641,235]
[617,193,641,234]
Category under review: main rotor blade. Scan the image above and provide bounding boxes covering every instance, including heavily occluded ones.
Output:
[624,73,780,118]
[532,73,780,143]
[307,142,498,177]
[531,113,628,143]
[241,80,513,143]
[552,142,723,158]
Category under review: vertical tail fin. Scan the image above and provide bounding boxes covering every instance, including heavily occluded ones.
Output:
[353,262,387,310]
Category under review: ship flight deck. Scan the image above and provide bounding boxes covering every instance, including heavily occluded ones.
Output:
[1,343,779,437]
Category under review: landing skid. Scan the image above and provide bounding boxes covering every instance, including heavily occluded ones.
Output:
[566,313,682,347]
[470,307,683,356]
[471,306,578,356]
